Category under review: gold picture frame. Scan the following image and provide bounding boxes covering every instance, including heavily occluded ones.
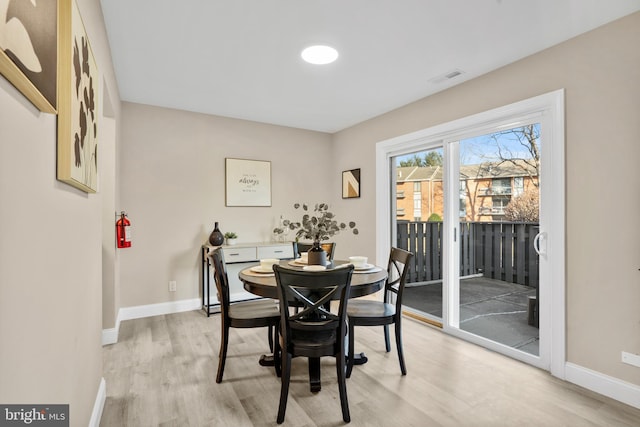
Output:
[56,0,98,193]
[0,0,57,113]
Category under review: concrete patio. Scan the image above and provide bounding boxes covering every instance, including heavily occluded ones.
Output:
[403,276,539,355]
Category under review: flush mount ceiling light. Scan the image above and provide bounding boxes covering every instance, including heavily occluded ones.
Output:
[301,45,339,65]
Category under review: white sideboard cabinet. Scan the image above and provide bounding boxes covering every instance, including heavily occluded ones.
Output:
[201,242,294,315]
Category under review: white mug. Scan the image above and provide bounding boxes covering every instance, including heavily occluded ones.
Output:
[260,258,279,270]
[348,256,368,268]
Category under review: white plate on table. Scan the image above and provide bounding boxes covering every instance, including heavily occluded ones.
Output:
[303,265,326,272]
[354,263,375,271]
[250,266,275,274]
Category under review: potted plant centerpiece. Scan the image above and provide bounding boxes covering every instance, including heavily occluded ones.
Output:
[274,203,358,265]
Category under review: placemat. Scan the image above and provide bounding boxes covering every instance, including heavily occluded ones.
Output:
[242,269,275,277]
[353,266,383,274]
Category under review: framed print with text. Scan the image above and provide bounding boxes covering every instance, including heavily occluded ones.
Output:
[225,158,272,207]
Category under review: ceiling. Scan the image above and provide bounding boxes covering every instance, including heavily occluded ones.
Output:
[101,0,640,133]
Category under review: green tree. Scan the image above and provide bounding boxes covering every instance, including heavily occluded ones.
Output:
[399,152,443,167]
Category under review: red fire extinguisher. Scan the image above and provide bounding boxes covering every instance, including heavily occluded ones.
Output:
[116,211,132,248]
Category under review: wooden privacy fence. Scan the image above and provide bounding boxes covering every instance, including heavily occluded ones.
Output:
[397,221,539,288]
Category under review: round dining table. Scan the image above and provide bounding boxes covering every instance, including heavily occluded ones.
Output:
[239,259,388,392]
[240,259,388,299]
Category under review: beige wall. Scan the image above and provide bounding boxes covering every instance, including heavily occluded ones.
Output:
[101,114,118,330]
[118,102,333,307]
[0,0,121,425]
[332,12,640,385]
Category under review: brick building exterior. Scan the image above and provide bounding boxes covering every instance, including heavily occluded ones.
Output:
[396,160,538,222]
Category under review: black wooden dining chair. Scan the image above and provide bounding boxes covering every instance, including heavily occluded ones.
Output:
[273,264,354,424]
[210,248,280,383]
[292,241,337,261]
[346,247,414,377]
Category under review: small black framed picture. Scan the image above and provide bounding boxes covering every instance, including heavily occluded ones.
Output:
[342,168,360,199]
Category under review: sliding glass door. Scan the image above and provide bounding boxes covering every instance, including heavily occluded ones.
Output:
[393,126,541,358]
[380,91,565,372]
[394,148,445,324]
[452,125,541,356]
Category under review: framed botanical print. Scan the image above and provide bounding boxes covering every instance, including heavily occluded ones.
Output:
[0,0,57,113]
[56,0,98,193]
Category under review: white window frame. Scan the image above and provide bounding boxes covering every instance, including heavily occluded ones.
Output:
[375,90,565,379]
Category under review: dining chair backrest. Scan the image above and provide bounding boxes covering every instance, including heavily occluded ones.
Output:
[292,242,337,261]
[210,248,231,316]
[345,247,414,378]
[210,247,280,384]
[273,264,354,356]
[384,247,414,310]
[273,264,354,423]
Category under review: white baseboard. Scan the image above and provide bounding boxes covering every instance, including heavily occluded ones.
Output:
[102,327,118,346]
[565,362,640,409]
[89,377,106,427]
[118,298,201,321]
[101,298,201,346]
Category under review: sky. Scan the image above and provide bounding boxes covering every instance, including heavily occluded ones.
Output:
[396,124,540,166]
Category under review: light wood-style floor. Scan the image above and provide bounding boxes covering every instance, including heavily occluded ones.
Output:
[101,310,640,426]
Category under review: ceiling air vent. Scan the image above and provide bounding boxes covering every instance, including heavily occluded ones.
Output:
[428,69,465,84]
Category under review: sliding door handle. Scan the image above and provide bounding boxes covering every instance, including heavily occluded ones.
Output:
[534,231,547,256]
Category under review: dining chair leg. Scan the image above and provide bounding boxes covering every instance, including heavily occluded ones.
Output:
[336,345,351,423]
[268,325,274,352]
[346,321,355,378]
[395,318,406,375]
[273,327,282,378]
[276,352,292,424]
[216,324,230,383]
[383,324,391,352]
